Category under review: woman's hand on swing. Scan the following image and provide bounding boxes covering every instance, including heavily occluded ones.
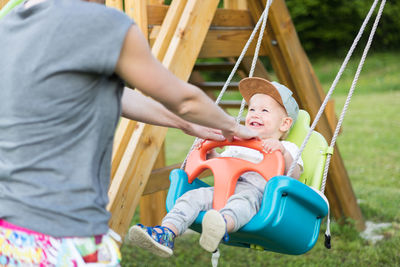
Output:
[222,123,259,142]
[182,125,225,141]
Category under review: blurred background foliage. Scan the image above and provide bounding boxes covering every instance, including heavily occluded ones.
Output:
[164,0,399,55]
[280,0,398,55]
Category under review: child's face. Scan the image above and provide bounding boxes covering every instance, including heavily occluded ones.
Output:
[245,94,293,140]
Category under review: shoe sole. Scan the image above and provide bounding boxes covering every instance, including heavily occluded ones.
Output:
[199,210,226,252]
[128,225,173,258]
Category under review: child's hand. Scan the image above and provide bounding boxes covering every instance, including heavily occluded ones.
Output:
[262,139,285,154]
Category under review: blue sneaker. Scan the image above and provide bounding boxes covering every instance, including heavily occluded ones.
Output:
[128,224,176,258]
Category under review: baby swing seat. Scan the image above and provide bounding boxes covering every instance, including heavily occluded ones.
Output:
[166,110,330,255]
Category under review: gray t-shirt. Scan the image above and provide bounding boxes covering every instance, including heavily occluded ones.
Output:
[0,0,133,237]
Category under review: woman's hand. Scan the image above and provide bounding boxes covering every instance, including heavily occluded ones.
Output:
[182,124,225,141]
[222,123,259,142]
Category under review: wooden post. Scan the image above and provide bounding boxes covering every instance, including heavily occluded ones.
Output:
[162,0,220,80]
[126,0,168,227]
[125,0,148,36]
[107,0,220,240]
[151,0,188,61]
[139,145,167,226]
[248,0,364,230]
[111,120,137,180]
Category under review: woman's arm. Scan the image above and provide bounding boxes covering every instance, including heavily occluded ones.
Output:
[115,25,257,141]
[121,88,225,141]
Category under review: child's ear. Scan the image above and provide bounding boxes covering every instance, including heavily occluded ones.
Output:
[280,117,293,132]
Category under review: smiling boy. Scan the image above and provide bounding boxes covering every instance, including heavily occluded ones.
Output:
[129,77,304,257]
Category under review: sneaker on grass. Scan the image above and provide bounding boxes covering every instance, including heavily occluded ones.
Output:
[128,224,176,258]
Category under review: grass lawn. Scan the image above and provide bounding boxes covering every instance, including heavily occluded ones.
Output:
[120,52,400,266]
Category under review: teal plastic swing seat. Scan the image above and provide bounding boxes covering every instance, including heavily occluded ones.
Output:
[166,110,330,255]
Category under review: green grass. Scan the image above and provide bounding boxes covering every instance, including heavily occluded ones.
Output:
[120,52,400,266]
[311,51,400,95]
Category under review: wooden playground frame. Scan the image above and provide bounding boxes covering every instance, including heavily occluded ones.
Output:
[0,0,365,242]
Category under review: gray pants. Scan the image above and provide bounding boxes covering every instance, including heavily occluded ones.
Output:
[163,179,264,235]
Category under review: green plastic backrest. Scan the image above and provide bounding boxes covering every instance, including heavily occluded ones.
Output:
[0,0,24,19]
[286,110,329,190]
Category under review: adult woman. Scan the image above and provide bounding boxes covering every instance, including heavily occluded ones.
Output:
[0,0,257,265]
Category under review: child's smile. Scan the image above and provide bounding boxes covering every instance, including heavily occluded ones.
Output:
[245,94,290,140]
[249,120,264,127]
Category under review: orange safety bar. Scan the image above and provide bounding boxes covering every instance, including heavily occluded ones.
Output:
[185,138,285,210]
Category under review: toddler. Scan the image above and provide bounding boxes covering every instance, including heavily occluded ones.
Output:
[128,77,303,257]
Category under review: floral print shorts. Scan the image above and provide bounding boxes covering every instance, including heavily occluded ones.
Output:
[0,219,121,267]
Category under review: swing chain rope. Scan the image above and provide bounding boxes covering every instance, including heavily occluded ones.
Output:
[180,1,273,169]
[286,0,385,182]
[320,0,386,193]
[237,0,273,123]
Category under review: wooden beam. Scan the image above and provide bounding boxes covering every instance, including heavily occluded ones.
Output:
[248,0,364,230]
[140,144,167,226]
[143,163,180,195]
[108,0,220,240]
[223,0,247,10]
[209,8,252,27]
[219,100,244,109]
[125,0,149,37]
[162,1,225,79]
[111,120,137,180]
[108,0,187,240]
[143,164,213,195]
[0,0,9,9]
[146,4,168,25]
[148,4,253,27]
[193,62,235,71]
[108,123,166,240]
[191,81,238,92]
[148,0,164,4]
[127,0,168,227]
[151,0,187,60]
[105,0,123,11]
[238,56,272,80]
[150,26,268,58]
[199,29,268,58]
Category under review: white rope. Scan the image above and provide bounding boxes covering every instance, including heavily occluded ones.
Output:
[320,0,386,193]
[286,0,382,179]
[180,3,272,169]
[250,0,272,78]
[237,0,273,123]
[211,249,220,267]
